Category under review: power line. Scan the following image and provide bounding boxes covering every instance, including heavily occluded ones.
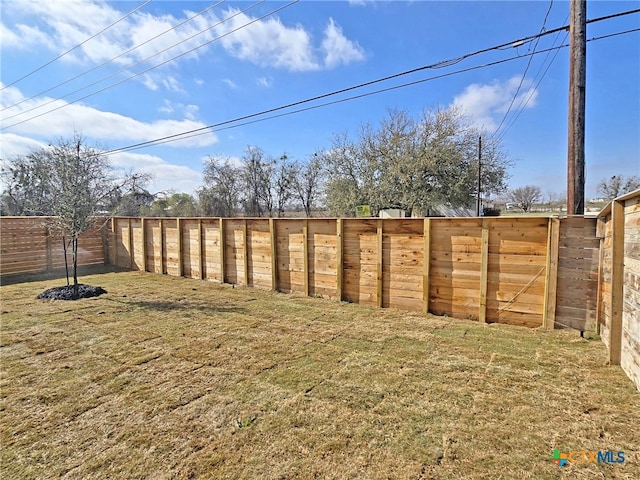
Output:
[0,0,153,92]
[1,0,226,113]
[0,7,571,130]
[1,0,270,125]
[497,8,640,140]
[103,27,639,156]
[2,8,638,136]
[492,0,554,138]
[495,29,568,142]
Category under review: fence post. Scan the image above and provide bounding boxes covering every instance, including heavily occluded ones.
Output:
[270,218,278,291]
[219,218,225,284]
[160,219,165,274]
[128,218,133,270]
[610,200,624,365]
[101,220,109,266]
[176,218,184,277]
[336,218,343,301]
[111,218,117,267]
[377,219,383,308]
[423,218,431,314]
[199,219,205,280]
[543,217,560,329]
[479,219,489,323]
[303,219,309,297]
[243,219,249,286]
[141,218,147,273]
[46,226,52,273]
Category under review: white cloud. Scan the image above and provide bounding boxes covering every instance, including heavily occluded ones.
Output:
[216,11,365,71]
[0,133,45,159]
[1,0,366,98]
[110,152,203,195]
[222,78,237,89]
[451,76,538,131]
[256,77,273,88]
[1,84,217,148]
[217,8,320,72]
[0,22,52,50]
[322,18,365,69]
[0,1,216,91]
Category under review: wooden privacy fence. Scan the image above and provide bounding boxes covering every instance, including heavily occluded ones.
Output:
[0,217,106,276]
[108,216,600,330]
[597,189,640,390]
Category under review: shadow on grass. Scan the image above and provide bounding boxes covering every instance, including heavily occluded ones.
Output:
[0,265,131,287]
[116,299,247,315]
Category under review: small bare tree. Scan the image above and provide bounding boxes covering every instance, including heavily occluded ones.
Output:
[1,133,143,297]
[508,185,542,212]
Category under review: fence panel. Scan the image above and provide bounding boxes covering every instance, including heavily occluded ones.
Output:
[597,189,640,390]
[555,217,600,330]
[0,217,105,276]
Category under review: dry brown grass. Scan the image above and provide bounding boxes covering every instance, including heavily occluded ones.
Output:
[1,269,639,479]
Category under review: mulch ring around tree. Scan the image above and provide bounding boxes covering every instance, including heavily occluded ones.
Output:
[37,284,107,301]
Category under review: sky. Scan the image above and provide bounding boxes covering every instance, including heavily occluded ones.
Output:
[1,0,639,201]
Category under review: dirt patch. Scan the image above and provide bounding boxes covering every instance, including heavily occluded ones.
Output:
[37,284,107,300]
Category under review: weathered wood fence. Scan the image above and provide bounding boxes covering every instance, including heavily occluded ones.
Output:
[0,217,106,276]
[597,189,640,390]
[105,216,600,330]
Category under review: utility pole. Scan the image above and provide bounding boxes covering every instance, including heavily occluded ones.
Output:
[567,0,587,215]
[476,136,482,216]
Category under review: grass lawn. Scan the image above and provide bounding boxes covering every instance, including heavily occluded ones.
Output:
[1,269,638,479]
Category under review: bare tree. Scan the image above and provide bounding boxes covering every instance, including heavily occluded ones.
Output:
[293,152,326,217]
[198,156,241,217]
[597,175,640,200]
[272,154,295,217]
[241,146,273,217]
[508,185,542,212]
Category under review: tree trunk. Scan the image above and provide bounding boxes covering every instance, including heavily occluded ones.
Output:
[62,236,70,286]
[72,236,79,298]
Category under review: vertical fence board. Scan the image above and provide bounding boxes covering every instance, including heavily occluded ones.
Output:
[219,218,225,283]
[377,219,383,308]
[303,219,309,296]
[270,218,278,290]
[423,219,431,314]
[610,201,624,365]
[479,219,489,323]
[243,219,249,286]
[544,218,560,329]
[141,218,147,272]
[336,218,344,301]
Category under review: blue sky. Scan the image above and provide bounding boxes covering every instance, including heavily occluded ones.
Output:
[1,0,638,200]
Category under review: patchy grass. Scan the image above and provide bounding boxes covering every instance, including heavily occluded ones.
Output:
[1,270,638,479]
